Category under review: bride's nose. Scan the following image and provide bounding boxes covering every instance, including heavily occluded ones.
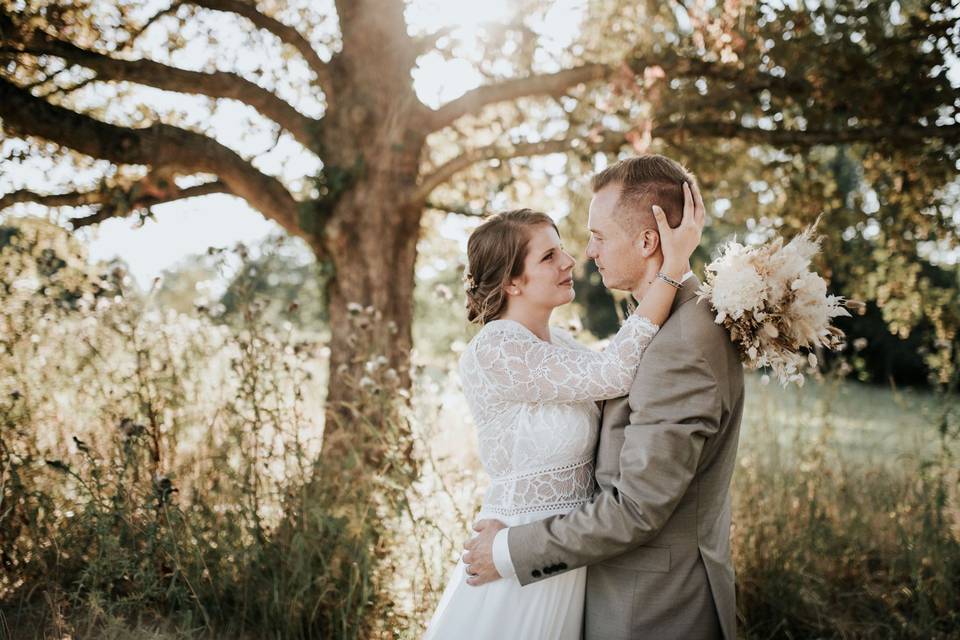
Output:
[561,252,575,271]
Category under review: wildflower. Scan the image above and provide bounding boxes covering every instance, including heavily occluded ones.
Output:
[72,436,90,454]
[153,474,178,505]
[45,459,70,473]
[434,284,453,301]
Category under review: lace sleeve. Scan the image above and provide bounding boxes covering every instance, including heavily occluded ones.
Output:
[473,314,659,404]
[550,326,592,352]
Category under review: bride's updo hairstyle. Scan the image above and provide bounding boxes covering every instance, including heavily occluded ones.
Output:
[464,209,558,325]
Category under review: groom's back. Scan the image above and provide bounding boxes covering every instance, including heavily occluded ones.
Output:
[589,279,744,640]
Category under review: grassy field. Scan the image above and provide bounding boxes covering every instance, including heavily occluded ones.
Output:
[741,373,958,462]
[409,368,960,637]
[1,274,956,639]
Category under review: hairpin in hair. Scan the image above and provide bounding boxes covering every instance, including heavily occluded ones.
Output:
[463,272,478,293]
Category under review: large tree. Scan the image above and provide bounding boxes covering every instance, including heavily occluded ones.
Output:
[1,0,958,460]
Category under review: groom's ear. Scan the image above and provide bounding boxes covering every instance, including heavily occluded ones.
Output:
[634,229,660,257]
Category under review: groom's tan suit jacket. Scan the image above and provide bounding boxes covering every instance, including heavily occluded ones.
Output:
[507,276,744,640]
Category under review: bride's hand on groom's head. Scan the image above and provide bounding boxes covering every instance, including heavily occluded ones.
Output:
[654,181,706,277]
[462,518,506,586]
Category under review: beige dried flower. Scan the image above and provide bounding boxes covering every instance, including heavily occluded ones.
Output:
[698,220,856,386]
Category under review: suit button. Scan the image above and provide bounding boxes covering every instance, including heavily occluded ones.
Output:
[544,566,553,574]
[531,570,541,578]
[558,563,568,570]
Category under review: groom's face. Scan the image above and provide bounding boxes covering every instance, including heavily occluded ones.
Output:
[585,184,647,292]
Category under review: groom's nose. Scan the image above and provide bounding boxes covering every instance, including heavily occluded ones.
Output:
[585,239,598,260]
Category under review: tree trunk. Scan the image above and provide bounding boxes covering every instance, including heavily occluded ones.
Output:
[319,161,423,468]
[315,16,427,465]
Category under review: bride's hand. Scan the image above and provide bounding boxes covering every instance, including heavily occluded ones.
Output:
[652,181,705,279]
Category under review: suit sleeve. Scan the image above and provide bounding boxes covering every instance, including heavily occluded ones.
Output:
[506,328,723,585]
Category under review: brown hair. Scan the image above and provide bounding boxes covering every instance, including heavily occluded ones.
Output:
[464,209,559,324]
[591,154,695,235]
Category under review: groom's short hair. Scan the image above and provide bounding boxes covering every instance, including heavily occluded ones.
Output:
[591,155,694,236]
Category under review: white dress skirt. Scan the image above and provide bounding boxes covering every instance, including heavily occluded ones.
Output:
[423,506,586,639]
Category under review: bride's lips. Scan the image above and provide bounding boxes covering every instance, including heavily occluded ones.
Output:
[558,277,574,287]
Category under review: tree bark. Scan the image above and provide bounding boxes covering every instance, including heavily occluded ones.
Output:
[310,5,426,462]
[319,175,422,466]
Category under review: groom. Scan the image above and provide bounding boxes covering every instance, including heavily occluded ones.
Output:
[463,155,745,639]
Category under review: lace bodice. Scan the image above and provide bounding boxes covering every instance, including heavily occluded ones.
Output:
[459,314,659,517]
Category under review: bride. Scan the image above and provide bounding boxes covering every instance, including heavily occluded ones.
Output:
[424,196,703,638]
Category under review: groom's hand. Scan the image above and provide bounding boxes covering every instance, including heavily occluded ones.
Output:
[462,519,506,586]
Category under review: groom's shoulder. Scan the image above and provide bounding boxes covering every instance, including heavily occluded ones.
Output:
[659,297,732,356]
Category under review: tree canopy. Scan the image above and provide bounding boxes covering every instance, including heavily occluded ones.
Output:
[1,0,958,407]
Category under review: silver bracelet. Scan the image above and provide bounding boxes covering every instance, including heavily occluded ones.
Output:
[656,272,683,289]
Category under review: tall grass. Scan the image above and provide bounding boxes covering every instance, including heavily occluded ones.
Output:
[734,378,959,639]
[0,222,418,639]
[2,220,957,639]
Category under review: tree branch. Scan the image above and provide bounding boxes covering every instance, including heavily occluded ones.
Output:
[0,76,304,239]
[423,64,612,132]
[414,131,625,202]
[123,2,184,49]
[654,120,960,146]
[186,0,333,95]
[333,0,408,48]
[10,27,319,148]
[628,54,811,95]
[425,200,486,218]
[0,180,230,228]
[412,26,456,54]
[415,115,960,203]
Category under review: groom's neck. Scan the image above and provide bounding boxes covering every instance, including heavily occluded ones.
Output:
[630,258,664,302]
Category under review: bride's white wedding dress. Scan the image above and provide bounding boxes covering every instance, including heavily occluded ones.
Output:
[424,314,659,639]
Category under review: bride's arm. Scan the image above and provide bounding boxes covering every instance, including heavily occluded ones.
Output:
[473,315,659,404]
[630,181,705,326]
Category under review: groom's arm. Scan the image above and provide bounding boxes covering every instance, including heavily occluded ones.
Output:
[505,327,723,586]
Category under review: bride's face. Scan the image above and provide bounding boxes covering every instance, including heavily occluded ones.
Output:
[507,224,576,310]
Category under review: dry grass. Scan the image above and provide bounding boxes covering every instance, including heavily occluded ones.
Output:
[1,222,957,639]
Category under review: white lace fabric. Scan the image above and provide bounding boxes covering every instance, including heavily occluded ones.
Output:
[459,314,659,517]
